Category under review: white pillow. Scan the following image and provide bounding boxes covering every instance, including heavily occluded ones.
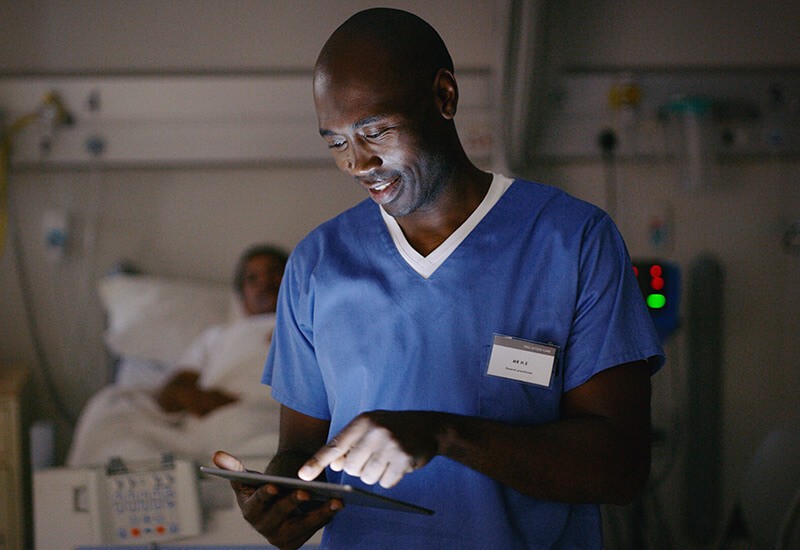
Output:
[98,274,235,365]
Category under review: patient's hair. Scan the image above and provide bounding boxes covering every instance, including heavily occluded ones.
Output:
[234,243,289,295]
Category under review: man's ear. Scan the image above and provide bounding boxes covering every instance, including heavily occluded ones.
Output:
[433,68,458,120]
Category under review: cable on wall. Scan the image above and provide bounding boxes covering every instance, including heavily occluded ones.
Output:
[597,128,618,220]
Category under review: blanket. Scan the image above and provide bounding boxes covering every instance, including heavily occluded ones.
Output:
[67,314,281,467]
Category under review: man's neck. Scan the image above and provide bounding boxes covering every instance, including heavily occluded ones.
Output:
[396,168,492,256]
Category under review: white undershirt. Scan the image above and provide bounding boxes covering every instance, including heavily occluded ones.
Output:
[380,173,514,279]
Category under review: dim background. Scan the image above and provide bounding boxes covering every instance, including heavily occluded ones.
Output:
[1,1,798,548]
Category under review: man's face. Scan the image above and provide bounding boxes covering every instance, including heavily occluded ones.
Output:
[314,55,451,218]
[240,254,284,316]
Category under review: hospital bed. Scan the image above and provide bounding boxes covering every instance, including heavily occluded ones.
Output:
[33,271,321,548]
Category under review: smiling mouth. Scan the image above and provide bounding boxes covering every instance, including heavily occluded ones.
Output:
[365,175,400,196]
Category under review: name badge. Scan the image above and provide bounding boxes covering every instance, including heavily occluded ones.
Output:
[486,335,558,387]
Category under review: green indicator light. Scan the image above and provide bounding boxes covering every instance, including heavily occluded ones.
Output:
[647,293,666,309]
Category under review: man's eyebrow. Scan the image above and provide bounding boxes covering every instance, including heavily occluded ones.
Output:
[353,115,388,129]
[318,114,390,137]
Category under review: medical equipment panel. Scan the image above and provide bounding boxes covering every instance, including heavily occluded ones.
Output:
[34,455,203,548]
[632,259,681,342]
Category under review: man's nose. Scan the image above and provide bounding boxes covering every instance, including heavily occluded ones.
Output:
[252,274,270,289]
[347,141,381,175]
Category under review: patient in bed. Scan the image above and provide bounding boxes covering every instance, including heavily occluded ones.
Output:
[67,244,288,467]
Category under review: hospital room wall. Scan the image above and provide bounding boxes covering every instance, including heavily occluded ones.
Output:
[0,0,798,542]
[533,2,800,545]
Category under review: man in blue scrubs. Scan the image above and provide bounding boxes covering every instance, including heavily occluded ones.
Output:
[214,7,664,549]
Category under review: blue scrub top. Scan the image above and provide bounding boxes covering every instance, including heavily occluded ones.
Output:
[264,178,664,549]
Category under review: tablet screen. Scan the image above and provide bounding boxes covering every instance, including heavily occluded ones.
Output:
[199,466,434,515]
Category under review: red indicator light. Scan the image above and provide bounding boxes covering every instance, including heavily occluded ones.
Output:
[633,266,639,277]
[651,277,664,290]
[649,264,662,278]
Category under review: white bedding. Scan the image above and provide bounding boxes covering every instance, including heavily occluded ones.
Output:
[46,274,320,547]
[67,314,281,467]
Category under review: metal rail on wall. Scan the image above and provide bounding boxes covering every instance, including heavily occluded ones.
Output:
[0,73,493,168]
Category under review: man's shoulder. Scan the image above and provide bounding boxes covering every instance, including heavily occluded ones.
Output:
[504,177,605,223]
[302,198,373,240]
[288,198,376,269]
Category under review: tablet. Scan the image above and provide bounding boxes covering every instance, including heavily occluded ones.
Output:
[199,466,434,515]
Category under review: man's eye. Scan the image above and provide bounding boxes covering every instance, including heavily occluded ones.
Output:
[328,140,346,149]
[365,130,386,139]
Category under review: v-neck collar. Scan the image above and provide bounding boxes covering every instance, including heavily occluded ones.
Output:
[379,173,514,279]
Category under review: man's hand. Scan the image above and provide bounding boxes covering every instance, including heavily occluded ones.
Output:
[156,370,238,416]
[298,410,442,488]
[212,450,341,550]
[185,388,238,416]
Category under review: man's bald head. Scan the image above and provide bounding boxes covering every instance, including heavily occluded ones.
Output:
[315,8,454,93]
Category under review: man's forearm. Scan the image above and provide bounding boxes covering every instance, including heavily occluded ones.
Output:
[437,412,650,505]
[270,405,332,478]
[437,362,652,504]
[266,449,316,477]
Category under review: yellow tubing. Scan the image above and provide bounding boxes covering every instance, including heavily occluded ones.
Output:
[0,111,40,259]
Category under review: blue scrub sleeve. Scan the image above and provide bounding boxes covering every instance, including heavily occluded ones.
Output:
[262,250,331,420]
[564,213,665,391]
